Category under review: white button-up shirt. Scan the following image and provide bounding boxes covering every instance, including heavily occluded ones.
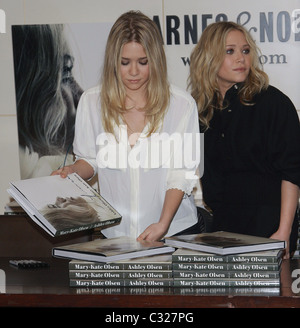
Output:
[73,84,200,239]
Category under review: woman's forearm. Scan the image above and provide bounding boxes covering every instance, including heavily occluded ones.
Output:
[159,188,184,229]
[137,188,184,241]
[52,159,94,180]
[270,180,299,258]
[279,180,299,237]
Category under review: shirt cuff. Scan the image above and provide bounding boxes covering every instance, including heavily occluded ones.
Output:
[167,170,199,196]
[74,156,98,181]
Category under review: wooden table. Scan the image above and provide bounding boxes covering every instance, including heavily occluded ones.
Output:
[0,257,299,308]
[0,215,299,310]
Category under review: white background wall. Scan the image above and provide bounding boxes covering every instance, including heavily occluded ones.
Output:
[0,0,299,213]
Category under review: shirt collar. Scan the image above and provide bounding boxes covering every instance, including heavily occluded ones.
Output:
[224,83,243,100]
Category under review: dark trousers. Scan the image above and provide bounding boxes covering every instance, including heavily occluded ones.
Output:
[173,207,213,236]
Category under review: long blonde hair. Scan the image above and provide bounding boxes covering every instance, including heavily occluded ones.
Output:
[41,197,100,230]
[188,21,269,129]
[12,24,83,155]
[100,11,170,137]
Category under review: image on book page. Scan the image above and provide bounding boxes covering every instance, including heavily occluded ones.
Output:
[53,236,175,262]
[164,231,285,255]
[8,173,121,236]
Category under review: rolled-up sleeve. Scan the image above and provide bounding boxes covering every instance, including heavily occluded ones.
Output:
[166,88,201,195]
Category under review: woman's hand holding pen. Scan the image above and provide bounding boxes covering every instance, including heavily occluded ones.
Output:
[51,160,94,180]
[51,165,75,178]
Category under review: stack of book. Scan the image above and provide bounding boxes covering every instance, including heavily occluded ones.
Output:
[171,248,283,288]
[52,235,175,287]
[165,231,285,288]
[67,248,283,289]
[68,254,173,287]
[8,174,288,290]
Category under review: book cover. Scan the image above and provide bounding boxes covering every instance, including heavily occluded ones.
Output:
[53,236,175,263]
[69,270,173,279]
[4,200,26,215]
[69,278,174,288]
[7,173,122,237]
[173,279,280,288]
[69,253,173,271]
[172,248,284,264]
[164,231,285,255]
[172,270,280,279]
[172,262,281,271]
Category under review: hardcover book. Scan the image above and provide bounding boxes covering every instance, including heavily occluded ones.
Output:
[172,270,280,279]
[172,279,280,288]
[53,236,175,263]
[171,262,281,271]
[171,248,284,263]
[69,270,173,279]
[7,173,122,237]
[69,278,174,288]
[69,253,173,271]
[164,231,285,255]
[171,247,282,288]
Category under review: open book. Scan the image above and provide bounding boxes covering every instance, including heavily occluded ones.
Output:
[53,236,175,263]
[164,231,285,255]
[7,173,121,237]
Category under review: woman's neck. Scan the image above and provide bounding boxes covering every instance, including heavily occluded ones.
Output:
[125,88,147,110]
[123,94,148,147]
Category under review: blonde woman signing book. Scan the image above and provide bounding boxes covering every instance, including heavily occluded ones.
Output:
[52,11,201,242]
[189,21,300,258]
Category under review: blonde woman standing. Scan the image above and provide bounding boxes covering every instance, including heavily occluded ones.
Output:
[189,21,300,258]
[53,11,201,241]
